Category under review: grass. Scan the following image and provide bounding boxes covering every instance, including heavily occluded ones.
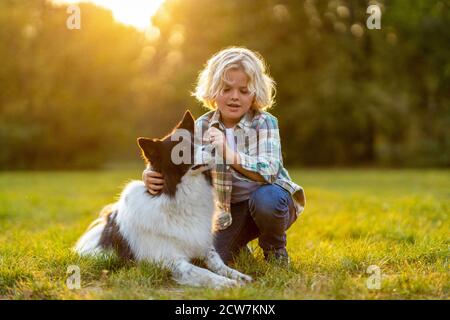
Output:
[0,168,448,299]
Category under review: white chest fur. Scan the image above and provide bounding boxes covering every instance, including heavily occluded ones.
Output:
[115,173,217,262]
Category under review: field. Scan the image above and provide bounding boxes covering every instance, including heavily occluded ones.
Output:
[0,168,448,299]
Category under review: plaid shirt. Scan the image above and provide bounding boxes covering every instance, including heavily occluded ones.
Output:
[195,109,306,229]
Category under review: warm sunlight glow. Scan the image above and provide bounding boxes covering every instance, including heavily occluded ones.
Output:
[53,0,165,30]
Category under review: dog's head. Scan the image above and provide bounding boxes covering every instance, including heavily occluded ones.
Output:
[137,110,209,196]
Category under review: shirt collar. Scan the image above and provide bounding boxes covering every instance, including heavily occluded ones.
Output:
[209,109,222,129]
[208,109,255,130]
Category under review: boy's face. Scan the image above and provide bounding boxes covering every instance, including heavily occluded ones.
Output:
[215,68,255,128]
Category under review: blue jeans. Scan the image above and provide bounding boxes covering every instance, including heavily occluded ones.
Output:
[214,184,297,264]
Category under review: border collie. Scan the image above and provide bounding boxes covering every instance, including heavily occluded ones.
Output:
[75,110,252,288]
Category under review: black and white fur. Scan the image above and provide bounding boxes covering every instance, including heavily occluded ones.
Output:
[75,111,252,288]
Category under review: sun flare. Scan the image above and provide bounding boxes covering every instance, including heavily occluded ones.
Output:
[53,0,165,31]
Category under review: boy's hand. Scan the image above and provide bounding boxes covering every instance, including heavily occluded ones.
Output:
[206,127,226,154]
[142,169,164,195]
[207,127,238,164]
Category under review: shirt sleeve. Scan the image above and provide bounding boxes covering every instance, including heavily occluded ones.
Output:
[237,116,282,183]
[194,118,215,166]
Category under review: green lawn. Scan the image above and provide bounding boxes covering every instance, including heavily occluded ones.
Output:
[0,168,448,299]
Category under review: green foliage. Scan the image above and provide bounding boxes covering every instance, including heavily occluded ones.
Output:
[0,0,449,168]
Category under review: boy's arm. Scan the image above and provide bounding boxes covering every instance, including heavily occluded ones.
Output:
[221,117,282,184]
[234,118,282,184]
[227,149,266,182]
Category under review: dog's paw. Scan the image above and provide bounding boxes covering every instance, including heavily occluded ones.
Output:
[212,278,238,289]
[236,272,253,284]
[229,270,253,284]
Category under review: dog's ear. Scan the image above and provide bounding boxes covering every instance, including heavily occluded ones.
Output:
[137,137,161,163]
[176,110,195,133]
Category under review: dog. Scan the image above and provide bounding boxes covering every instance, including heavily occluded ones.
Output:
[74,110,252,288]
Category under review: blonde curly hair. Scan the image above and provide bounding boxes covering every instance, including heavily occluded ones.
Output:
[193,47,276,111]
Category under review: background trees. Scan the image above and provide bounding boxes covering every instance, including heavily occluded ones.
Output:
[0,0,448,169]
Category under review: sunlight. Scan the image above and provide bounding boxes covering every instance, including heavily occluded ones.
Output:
[52,0,165,31]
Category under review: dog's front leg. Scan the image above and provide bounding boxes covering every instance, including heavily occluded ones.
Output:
[167,258,238,289]
[204,247,253,284]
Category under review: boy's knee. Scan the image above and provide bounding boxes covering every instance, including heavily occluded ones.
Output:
[248,185,291,223]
